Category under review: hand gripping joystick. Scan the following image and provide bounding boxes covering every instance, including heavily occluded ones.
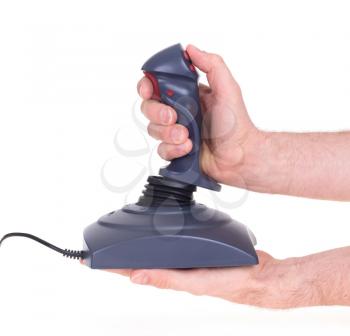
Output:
[142,44,221,191]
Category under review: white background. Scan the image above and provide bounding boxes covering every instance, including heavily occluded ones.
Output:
[0,0,350,334]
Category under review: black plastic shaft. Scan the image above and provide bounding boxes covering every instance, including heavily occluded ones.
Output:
[137,176,196,207]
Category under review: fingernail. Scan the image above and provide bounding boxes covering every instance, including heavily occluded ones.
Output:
[131,272,149,285]
[171,127,185,143]
[160,108,172,125]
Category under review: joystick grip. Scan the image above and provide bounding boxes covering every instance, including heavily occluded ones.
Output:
[142,44,220,191]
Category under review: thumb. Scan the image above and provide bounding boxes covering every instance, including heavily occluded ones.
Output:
[186,44,240,97]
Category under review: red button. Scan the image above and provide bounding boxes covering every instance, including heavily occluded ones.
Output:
[143,71,161,101]
[166,89,174,97]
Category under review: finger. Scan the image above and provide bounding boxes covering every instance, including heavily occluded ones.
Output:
[157,139,192,161]
[129,269,211,295]
[137,77,154,100]
[141,100,177,126]
[147,123,189,145]
[186,44,240,97]
[106,269,132,277]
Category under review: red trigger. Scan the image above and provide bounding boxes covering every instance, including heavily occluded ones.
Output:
[143,71,161,101]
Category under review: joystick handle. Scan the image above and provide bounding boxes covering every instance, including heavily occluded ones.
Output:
[142,44,221,191]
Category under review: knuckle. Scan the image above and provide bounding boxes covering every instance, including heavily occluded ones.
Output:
[160,144,174,160]
[140,100,148,114]
[211,53,224,65]
[146,123,153,136]
[233,82,242,95]
[148,124,162,140]
[163,126,173,141]
[235,80,242,90]
[160,127,169,141]
[157,144,167,159]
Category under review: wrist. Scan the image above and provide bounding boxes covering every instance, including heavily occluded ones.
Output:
[221,127,274,192]
[250,254,321,309]
[235,129,295,194]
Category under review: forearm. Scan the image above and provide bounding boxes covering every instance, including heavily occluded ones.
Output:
[258,247,350,308]
[240,130,350,200]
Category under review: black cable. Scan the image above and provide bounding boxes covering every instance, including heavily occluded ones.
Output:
[0,232,85,260]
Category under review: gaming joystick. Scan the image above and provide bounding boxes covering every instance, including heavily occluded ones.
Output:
[82,44,259,269]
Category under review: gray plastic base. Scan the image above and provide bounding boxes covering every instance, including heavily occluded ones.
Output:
[83,203,258,269]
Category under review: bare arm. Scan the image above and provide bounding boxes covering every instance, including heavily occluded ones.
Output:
[238,130,350,201]
[269,246,350,307]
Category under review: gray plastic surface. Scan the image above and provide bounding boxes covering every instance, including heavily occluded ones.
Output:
[83,203,258,269]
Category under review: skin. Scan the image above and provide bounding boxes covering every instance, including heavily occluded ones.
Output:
[97,44,350,308]
[108,248,350,308]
